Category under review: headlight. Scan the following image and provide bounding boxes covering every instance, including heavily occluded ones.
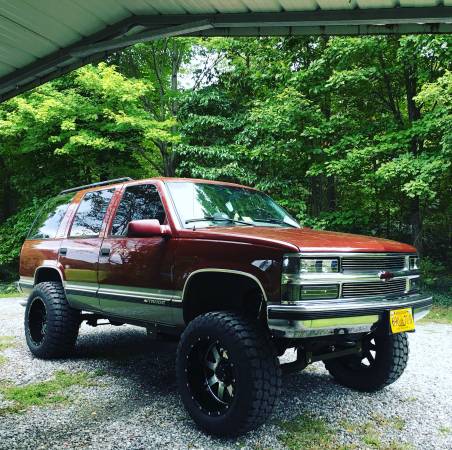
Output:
[301,258,339,273]
[283,257,339,274]
[409,256,419,270]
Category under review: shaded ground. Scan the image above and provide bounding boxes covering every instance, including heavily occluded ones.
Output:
[0,297,451,450]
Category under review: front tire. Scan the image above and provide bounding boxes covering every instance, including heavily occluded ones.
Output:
[176,312,281,436]
[25,282,80,359]
[324,332,409,392]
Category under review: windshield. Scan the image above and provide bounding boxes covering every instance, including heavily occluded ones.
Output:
[166,182,300,229]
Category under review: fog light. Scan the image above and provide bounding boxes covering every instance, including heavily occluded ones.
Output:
[300,284,339,300]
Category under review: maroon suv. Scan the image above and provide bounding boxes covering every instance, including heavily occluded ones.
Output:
[18,177,432,436]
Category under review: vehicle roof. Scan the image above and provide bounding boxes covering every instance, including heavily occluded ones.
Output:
[151,177,255,190]
[76,177,256,195]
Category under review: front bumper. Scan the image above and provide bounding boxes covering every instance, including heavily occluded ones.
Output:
[267,293,432,338]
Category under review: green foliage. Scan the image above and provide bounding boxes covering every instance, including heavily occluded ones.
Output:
[0,204,40,273]
[0,36,451,279]
[177,35,452,268]
[420,257,448,288]
[0,283,20,298]
[420,306,452,324]
[0,63,180,277]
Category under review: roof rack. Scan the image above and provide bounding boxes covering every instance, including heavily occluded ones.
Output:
[59,177,133,195]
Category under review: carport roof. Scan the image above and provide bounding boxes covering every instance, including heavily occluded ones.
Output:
[0,0,451,102]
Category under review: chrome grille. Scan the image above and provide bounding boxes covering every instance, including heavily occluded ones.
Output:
[342,279,406,298]
[341,256,406,273]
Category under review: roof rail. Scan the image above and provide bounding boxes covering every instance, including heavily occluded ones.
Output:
[59,177,133,195]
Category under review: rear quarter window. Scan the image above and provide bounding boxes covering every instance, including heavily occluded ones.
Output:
[27,193,75,240]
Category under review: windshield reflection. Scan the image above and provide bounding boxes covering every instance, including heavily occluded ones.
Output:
[166,182,300,229]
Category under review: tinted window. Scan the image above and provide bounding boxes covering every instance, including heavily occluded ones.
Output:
[111,184,166,236]
[27,193,74,239]
[70,189,114,237]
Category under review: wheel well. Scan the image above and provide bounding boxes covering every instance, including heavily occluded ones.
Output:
[183,272,266,324]
[34,267,63,285]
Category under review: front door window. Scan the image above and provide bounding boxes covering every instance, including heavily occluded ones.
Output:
[111,184,166,236]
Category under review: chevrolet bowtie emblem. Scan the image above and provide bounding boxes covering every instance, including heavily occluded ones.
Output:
[378,270,394,282]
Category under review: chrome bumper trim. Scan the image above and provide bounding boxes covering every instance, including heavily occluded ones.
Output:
[267,293,432,338]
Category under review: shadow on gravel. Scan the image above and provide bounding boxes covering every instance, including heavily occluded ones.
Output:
[72,326,179,396]
[70,325,343,406]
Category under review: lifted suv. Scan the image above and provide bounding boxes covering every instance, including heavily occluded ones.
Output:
[19,177,432,436]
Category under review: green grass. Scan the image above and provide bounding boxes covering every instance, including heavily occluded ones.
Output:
[0,291,21,298]
[0,370,99,415]
[419,306,452,324]
[362,422,382,448]
[339,418,412,450]
[370,413,406,431]
[382,443,413,450]
[278,414,340,450]
[278,413,414,450]
[0,336,15,352]
[414,287,452,324]
[0,282,20,298]
[0,336,15,365]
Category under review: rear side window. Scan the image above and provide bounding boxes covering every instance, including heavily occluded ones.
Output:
[111,184,166,236]
[27,193,74,240]
[70,189,114,237]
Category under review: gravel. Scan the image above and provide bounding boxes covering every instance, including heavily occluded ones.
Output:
[0,296,451,450]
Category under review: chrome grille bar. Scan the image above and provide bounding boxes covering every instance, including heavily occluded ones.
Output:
[341,256,406,273]
[342,279,406,298]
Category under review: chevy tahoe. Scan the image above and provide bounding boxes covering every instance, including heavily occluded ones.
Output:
[18,177,432,436]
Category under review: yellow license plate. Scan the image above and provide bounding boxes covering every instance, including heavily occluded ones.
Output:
[389,308,415,333]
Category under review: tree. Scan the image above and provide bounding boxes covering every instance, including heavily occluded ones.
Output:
[0,63,177,272]
[110,39,194,175]
[175,35,452,260]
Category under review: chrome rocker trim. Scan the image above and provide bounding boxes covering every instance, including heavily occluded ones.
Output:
[267,293,432,338]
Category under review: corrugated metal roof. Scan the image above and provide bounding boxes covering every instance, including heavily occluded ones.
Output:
[0,0,451,101]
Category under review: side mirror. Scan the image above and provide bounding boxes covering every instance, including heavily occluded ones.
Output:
[127,219,171,238]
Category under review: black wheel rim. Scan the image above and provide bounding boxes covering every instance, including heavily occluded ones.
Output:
[186,337,236,416]
[345,335,377,371]
[28,297,47,345]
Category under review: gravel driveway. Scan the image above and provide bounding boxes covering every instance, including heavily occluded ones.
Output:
[0,297,451,450]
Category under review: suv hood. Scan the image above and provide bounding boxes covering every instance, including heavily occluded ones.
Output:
[198,226,416,253]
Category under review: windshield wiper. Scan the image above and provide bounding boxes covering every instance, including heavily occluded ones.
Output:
[252,218,298,228]
[185,216,254,226]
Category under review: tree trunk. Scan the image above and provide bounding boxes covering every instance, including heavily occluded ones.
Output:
[404,63,423,253]
[0,156,14,222]
[409,197,423,254]
[157,142,175,177]
[326,176,336,212]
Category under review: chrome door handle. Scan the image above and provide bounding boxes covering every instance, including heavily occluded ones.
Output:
[59,247,67,256]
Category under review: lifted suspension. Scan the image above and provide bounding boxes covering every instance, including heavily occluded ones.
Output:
[280,341,362,375]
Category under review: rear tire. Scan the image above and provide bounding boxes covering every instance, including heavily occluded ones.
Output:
[176,312,281,436]
[324,332,409,392]
[24,282,80,359]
